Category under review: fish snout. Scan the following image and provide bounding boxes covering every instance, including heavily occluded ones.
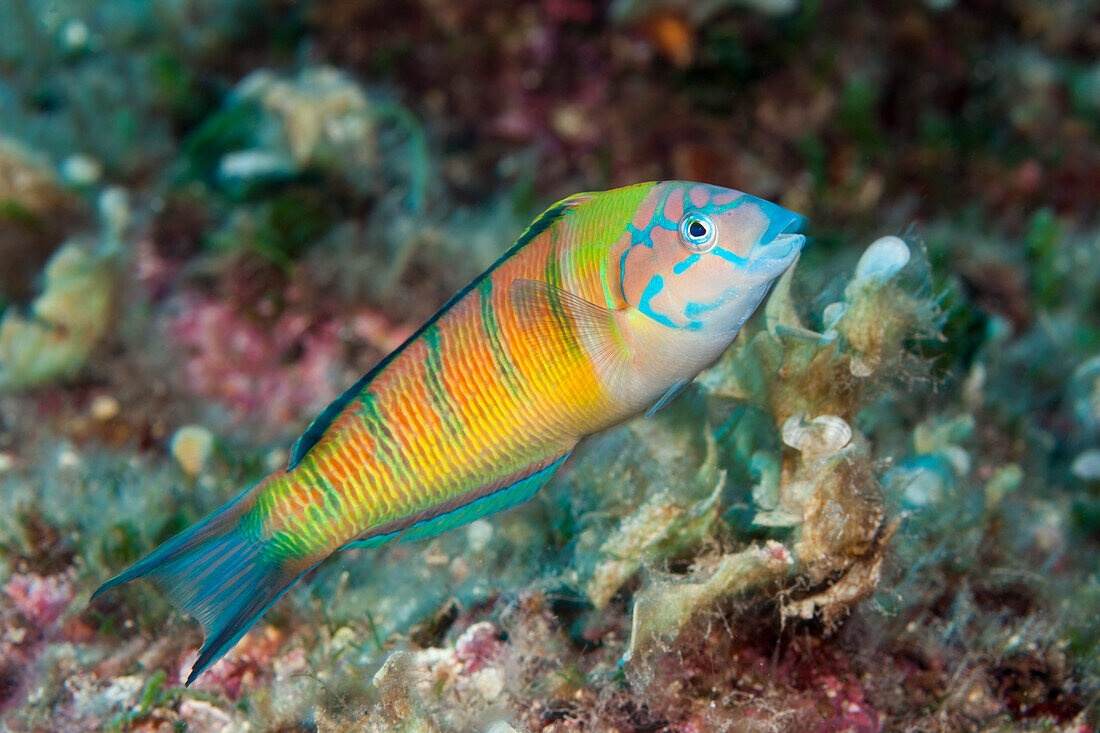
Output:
[748,204,807,273]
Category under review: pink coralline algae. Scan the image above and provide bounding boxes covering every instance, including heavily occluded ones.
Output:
[739,636,882,733]
[454,621,508,674]
[0,573,74,714]
[177,624,284,699]
[812,674,879,733]
[167,295,413,426]
[168,297,343,425]
[4,572,74,627]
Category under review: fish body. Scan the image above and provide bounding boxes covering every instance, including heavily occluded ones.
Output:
[94,181,806,682]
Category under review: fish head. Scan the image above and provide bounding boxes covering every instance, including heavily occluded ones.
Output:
[617,181,806,337]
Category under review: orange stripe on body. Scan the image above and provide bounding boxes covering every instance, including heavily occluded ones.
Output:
[260,222,616,555]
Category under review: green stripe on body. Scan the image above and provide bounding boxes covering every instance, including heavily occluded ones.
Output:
[341,449,573,550]
[421,324,463,434]
[353,392,406,484]
[541,253,583,357]
[478,277,521,394]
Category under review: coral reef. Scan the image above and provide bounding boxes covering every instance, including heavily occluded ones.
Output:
[0,0,1098,731]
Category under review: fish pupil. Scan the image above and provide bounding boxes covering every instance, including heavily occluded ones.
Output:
[689,220,707,238]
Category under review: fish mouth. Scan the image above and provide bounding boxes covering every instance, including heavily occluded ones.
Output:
[749,212,807,266]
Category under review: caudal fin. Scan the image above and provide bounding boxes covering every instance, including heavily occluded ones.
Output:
[92,492,317,685]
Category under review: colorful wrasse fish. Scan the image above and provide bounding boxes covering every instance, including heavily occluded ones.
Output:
[93,181,806,683]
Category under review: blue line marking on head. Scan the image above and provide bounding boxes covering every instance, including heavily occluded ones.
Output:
[672,253,701,275]
[713,246,749,266]
[638,275,678,328]
[627,223,653,248]
[684,297,726,319]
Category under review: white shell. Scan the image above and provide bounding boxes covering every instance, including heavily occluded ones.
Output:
[851,235,911,289]
[1071,449,1100,480]
[218,149,296,182]
[170,425,215,477]
[781,414,853,456]
[60,154,103,187]
[943,445,972,476]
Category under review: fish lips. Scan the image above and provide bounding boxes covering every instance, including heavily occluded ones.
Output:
[748,212,807,276]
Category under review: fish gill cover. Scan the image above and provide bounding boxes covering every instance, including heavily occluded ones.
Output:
[0,0,1098,731]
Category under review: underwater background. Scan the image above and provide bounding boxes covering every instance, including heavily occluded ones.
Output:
[0,0,1097,730]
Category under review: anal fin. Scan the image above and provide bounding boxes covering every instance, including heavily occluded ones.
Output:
[342,448,574,550]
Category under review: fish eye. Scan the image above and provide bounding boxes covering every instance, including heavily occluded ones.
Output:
[678,212,716,253]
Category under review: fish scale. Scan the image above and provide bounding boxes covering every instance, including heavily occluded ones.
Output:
[93,181,807,684]
[297,266,585,546]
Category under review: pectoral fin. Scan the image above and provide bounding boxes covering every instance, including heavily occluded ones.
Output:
[509,278,634,396]
[645,377,692,418]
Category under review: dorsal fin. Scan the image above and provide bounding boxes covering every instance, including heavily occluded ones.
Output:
[513,191,595,250]
[286,191,596,472]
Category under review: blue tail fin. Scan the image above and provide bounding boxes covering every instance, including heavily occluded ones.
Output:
[92,493,317,685]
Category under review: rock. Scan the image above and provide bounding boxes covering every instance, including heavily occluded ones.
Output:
[466,519,494,554]
[484,723,521,733]
[4,571,75,626]
[586,478,723,609]
[622,541,794,664]
[215,67,377,193]
[0,239,116,390]
[90,395,120,421]
[178,699,233,732]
